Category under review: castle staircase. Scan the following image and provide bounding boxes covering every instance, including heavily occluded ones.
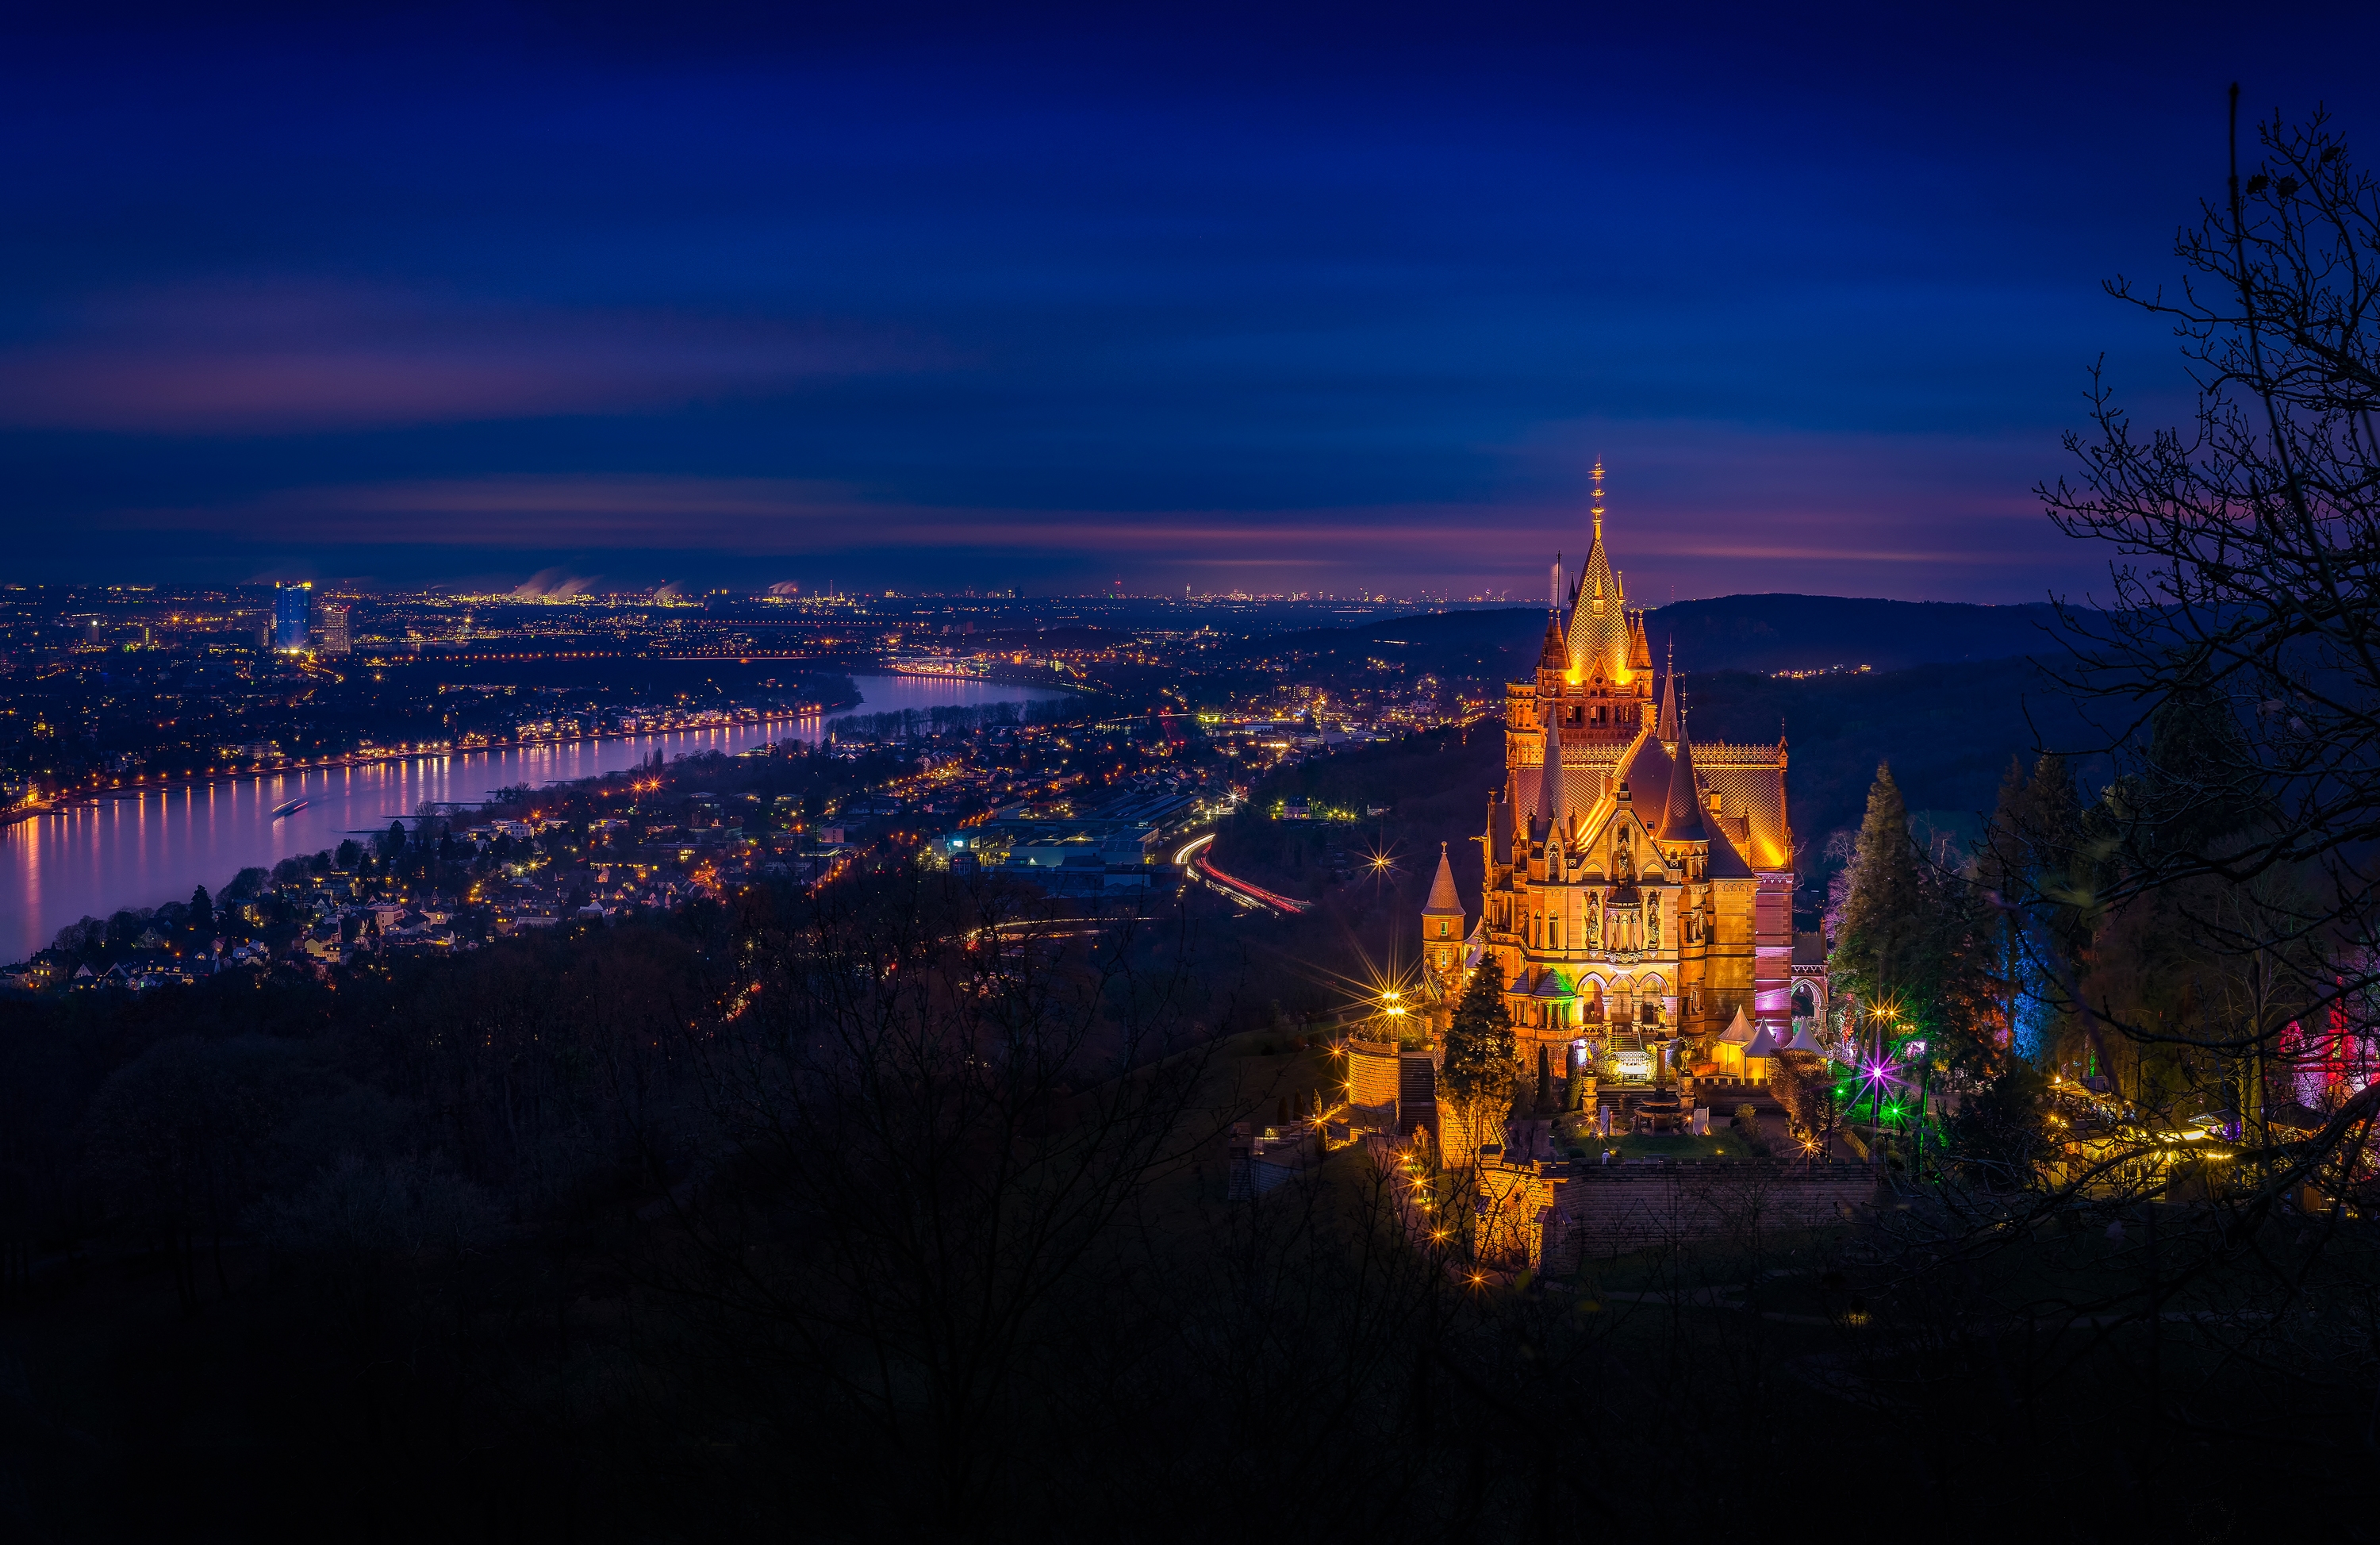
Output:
[1396,1055,1438,1139]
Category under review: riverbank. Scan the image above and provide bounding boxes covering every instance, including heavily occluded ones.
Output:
[0,673,1081,962]
[0,700,858,830]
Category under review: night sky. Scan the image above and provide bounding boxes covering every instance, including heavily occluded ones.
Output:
[5,2,2375,601]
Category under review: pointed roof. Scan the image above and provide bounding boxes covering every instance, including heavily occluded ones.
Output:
[1656,726,1709,842]
[1705,830,1756,878]
[1564,461,1632,686]
[1537,614,1568,671]
[1655,646,1679,743]
[1422,843,1464,917]
[1533,720,1563,828]
[1614,729,1675,823]
[1743,1024,1781,1059]
[1718,1005,1756,1045]
[1786,1020,1825,1054]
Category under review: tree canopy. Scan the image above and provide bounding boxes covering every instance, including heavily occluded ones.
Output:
[1440,959,1514,1115]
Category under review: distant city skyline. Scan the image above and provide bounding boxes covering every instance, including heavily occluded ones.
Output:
[3,3,2375,602]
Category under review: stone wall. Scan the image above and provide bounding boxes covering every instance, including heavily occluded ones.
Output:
[1345,1039,1401,1116]
[1541,1162,1876,1270]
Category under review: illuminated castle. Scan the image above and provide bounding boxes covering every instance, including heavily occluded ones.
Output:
[1430,461,1797,1083]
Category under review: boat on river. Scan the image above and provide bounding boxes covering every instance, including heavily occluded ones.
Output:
[270,797,309,820]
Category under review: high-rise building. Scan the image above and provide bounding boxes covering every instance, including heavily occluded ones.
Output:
[1425,461,1800,1086]
[317,601,352,655]
[274,582,312,651]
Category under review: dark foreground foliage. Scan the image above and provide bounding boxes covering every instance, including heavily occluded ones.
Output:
[0,871,2373,1543]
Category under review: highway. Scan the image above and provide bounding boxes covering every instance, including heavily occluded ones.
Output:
[1172,832,1311,915]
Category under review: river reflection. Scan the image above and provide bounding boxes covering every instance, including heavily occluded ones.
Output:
[0,674,1069,963]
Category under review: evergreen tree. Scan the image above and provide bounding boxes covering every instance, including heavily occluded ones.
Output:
[1833,762,2004,1082]
[1440,962,1515,1144]
[1831,763,1925,1009]
[188,885,214,937]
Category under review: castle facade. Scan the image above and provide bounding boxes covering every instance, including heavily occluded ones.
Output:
[1429,464,1797,1078]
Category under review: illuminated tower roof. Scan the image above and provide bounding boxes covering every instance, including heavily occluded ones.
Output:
[1422,843,1464,920]
[1537,614,1568,671]
[1564,459,1635,687]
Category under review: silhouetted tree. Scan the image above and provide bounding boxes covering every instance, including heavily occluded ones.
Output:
[2040,98,2380,1157]
[1830,764,1925,1011]
[1441,959,1515,1150]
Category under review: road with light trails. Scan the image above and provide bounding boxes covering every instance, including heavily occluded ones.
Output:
[1171,831,1311,915]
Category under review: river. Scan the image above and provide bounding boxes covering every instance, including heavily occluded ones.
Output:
[0,673,1072,963]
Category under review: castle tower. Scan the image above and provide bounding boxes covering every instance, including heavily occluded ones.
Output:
[1552,460,1653,744]
[1421,843,1466,977]
[1565,461,1632,688]
[1480,462,1804,1086]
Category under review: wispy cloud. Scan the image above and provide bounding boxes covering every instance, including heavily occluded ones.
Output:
[98,452,2085,586]
[0,281,940,432]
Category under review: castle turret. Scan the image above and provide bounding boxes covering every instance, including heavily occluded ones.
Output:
[1535,613,1568,685]
[1422,842,1466,976]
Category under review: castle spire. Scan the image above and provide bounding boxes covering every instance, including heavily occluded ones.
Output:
[1537,613,1568,671]
[1656,639,1679,743]
[1534,718,1564,830]
[1566,460,1630,682]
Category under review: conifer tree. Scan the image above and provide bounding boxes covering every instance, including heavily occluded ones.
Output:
[1832,763,1925,1009]
[1440,961,1515,1147]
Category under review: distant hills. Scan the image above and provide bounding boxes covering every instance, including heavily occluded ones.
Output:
[1649,594,2067,673]
[1226,593,2109,913]
[1675,658,2098,866]
[1262,593,2072,682]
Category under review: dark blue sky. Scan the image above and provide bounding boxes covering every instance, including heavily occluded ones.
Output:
[4,2,2374,601]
